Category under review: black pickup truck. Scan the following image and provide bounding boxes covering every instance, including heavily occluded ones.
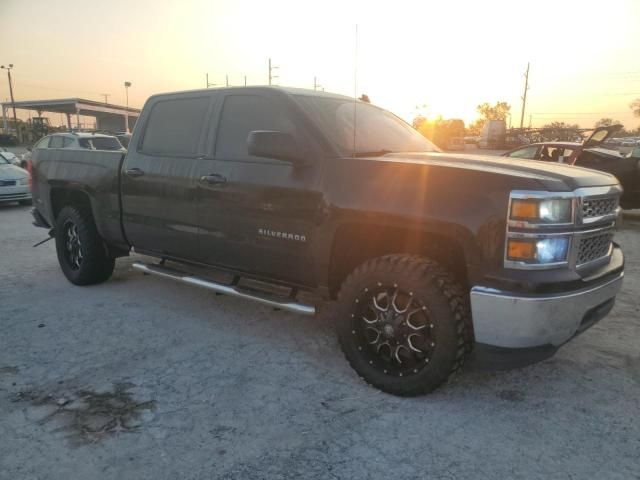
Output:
[31,87,625,396]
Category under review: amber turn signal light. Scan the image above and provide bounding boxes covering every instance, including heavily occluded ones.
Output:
[510,199,538,220]
[507,239,536,260]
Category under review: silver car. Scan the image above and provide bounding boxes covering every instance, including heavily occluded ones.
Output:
[35,132,124,151]
[0,154,31,205]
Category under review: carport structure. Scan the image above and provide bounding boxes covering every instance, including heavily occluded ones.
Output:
[1,98,141,133]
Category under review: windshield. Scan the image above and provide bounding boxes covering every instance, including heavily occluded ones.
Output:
[294,96,439,156]
[0,154,9,165]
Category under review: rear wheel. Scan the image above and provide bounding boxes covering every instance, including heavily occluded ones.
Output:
[55,206,115,285]
[335,254,473,396]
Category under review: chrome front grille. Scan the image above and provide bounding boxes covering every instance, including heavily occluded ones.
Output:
[581,196,618,220]
[577,231,614,265]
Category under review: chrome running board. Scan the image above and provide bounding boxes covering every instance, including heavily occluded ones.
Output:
[132,261,316,316]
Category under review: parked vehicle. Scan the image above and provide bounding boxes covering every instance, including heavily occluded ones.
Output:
[31,87,625,396]
[0,153,31,205]
[34,132,124,151]
[502,125,640,208]
[0,133,18,146]
[478,119,506,148]
[116,133,132,148]
[0,149,21,166]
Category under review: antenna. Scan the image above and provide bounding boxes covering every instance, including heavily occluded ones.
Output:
[352,24,358,157]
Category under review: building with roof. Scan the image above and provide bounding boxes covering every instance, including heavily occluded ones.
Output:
[1,98,140,134]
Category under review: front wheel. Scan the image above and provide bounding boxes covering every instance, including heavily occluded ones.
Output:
[54,206,115,285]
[335,254,473,396]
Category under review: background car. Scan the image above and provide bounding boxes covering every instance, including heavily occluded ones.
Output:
[502,125,640,209]
[0,133,18,146]
[0,153,31,205]
[0,149,21,166]
[116,133,132,148]
[34,132,124,151]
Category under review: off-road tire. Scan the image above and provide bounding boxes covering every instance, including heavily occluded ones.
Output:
[335,254,473,396]
[55,205,115,285]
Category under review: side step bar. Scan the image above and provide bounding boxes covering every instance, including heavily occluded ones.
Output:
[132,261,316,316]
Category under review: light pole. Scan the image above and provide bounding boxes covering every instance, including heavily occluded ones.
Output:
[1,64,20,143]
[124,81,131,133]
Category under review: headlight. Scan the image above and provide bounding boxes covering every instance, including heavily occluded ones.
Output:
[507,236,570,265]
[18,177,29,186]
[510,198,573,224]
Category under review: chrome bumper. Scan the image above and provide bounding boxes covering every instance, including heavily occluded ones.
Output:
[470,271,624,348]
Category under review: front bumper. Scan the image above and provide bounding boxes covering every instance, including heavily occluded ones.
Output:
[0,185,31,203]
[470,266,623,350]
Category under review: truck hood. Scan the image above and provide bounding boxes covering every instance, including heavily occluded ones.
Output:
[372,152,618,191]
[0,163,29,180]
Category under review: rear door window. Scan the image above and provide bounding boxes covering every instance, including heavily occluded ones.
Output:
[215,95,296,160]
[141,97,210,156]
[35,137,50,148]
[49,136,64,148]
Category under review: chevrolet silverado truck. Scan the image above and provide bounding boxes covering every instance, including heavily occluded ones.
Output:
[30,87,625,396]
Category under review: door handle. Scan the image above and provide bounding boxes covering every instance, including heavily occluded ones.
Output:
[125,168,145,177]
[200,174,227,185]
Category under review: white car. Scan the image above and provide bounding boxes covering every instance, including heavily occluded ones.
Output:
[34,132,124,151]
[0,149,21,166]
[0,154,31,205]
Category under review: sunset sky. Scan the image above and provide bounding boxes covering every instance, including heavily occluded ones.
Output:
[1,0,639,129]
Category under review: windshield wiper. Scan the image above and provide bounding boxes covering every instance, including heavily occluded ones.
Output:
[352,149,394,158]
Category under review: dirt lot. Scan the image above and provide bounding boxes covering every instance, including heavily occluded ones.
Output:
[1,203,639,480]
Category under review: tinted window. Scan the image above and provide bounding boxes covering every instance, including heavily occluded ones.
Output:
[295,96,438,156]
[141,97,210,156]
[508,146,538,159]
[215,95,296,159]
[90,137,122,150]
[49,136,64,148]
[62,137,74,147]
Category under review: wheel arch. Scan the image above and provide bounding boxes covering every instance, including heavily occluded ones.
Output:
[327,222,472,299]
[49,187,129,258]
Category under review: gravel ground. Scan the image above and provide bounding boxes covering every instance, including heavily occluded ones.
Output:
[1,203,639,480]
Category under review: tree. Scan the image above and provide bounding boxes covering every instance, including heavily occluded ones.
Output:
[594,118,622,128]
[476,101,511,121]
[630,98,640,117]
[466,101,511,135]
[541,121,581,141]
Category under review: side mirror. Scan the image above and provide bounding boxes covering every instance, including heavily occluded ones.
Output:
[247,130,305,164]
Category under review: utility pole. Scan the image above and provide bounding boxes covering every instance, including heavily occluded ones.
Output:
[1,64,20,143]
[519,62,530,129]
[100,93,110,104]
[313,76,322,91]
[244,75,247,87]
[124,81,132,134]
[225,74,229,87]
[268,58,279,86]
[206,73,217,88]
